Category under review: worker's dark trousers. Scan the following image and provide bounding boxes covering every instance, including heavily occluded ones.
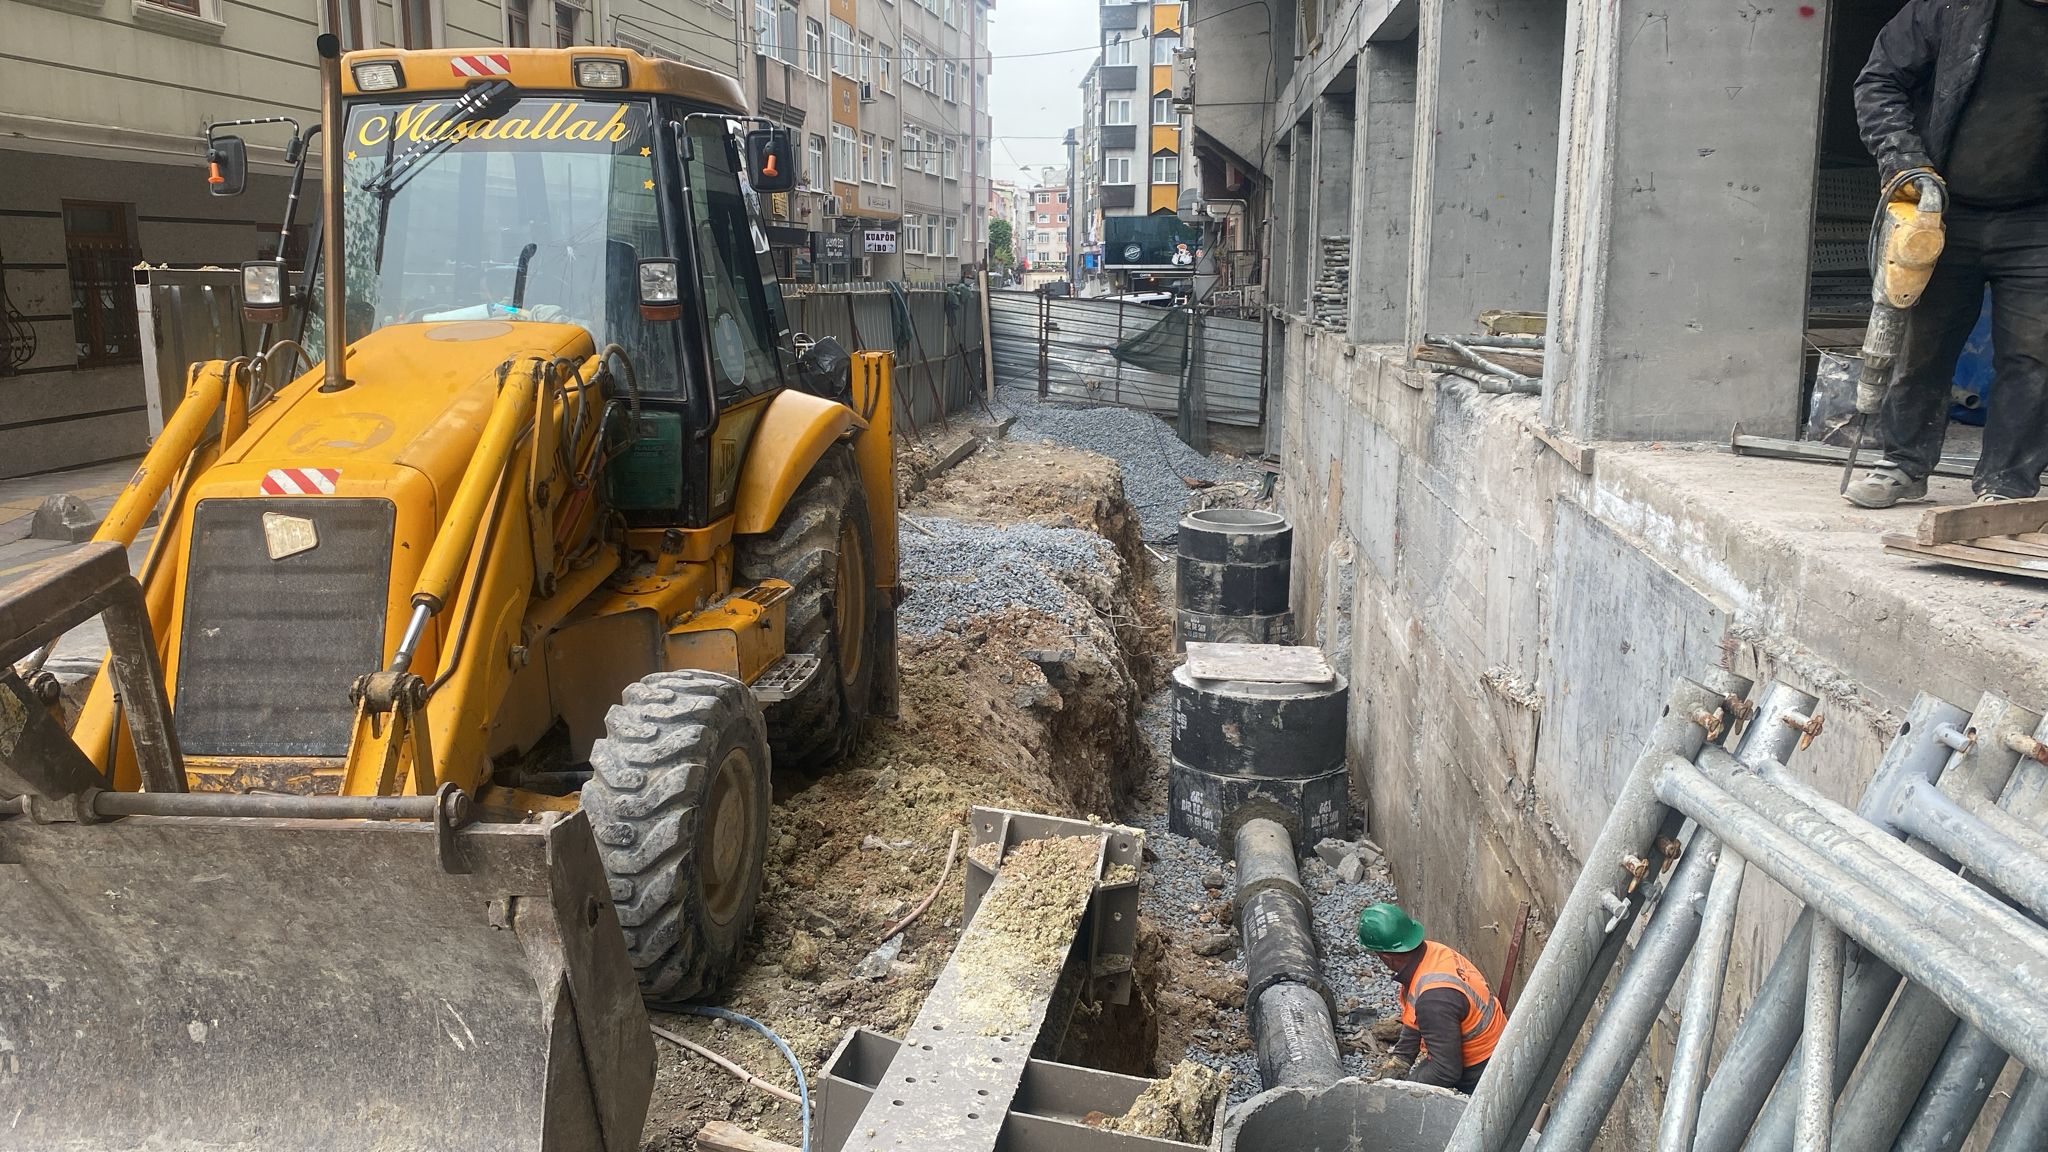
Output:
[1880,201,2048,498]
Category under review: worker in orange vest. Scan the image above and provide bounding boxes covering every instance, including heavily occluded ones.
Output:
[1357,902,1505,1093]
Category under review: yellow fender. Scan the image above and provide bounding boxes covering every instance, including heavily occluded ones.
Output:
[731,389,859,535]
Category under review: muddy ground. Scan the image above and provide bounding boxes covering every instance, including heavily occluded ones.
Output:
[642,414,1401,1149]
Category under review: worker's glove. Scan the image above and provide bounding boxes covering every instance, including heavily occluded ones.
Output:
[1374,1054,1413,1082]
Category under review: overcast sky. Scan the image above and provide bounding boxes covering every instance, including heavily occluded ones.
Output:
[987,0,1099,188]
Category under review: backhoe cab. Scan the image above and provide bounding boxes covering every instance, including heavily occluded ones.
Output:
[0,41,892,1151]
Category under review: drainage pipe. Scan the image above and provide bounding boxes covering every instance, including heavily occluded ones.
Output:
[1658,845,1747,1152]
[1447,677,1727,1152]
[1234,817,1342,1091]
[1537,832,1725,1152]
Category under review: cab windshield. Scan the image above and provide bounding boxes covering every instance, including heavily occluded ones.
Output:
[339,93,674,379]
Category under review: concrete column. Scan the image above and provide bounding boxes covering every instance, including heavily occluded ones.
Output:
[1406,0,1566,347]
[1269,136,1293,311]
[1349,37,1418,344]
[1310,88,1356,327]
[1543,0,1826,440]
[1289,121,1314,314]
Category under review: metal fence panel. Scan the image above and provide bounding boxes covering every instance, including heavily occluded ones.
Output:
[986,290,1264,427]
[784,282,985,432]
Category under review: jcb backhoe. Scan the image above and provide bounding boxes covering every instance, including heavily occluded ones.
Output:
[0,37,897,1150]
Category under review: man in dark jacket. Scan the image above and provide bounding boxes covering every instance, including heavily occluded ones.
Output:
[1358,903,1504,1094]
[1845,0,2048,507]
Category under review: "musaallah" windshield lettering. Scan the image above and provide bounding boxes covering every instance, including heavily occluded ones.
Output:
[354,102,631,147]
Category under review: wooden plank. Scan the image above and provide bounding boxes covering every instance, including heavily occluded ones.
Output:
[1411,343,1544,376]
[1532,423,1596,475]
[695,1121,799,1152]
[1883,534,2048,579]
[1959,535,2048,561]
[1914,497,2048,547]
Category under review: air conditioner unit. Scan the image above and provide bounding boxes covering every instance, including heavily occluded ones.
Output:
[822,194,843,218]
[858,82,875,103]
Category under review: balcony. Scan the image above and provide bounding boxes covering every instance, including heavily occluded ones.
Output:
[1102,124,1137,150]
[1099,184,1136,209]
[1101,4,1141,31]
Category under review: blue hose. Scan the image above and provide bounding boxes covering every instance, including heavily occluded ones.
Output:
[667,1004,812,1152]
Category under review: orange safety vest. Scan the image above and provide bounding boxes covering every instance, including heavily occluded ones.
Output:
[1397,940,1505,1067]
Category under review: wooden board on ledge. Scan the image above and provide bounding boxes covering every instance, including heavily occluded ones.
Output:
[1883,530,2048,580]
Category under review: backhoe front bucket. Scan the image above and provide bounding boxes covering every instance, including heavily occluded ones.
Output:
[0,808,654,1151]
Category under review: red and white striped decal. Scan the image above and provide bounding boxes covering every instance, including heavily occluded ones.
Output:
[449,54,512,78]
[259,467,341,496]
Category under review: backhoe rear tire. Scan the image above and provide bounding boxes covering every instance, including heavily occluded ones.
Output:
[582,670,771,1002]
[736,443,880,773]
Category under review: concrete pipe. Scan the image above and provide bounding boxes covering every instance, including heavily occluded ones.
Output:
[1174,606,1295,651]
[1174,509,1292,652]
[1167,758,1349,851]
[1170,663,1347,780]
[1252,983,1347,1090]
[1222,1078,1472,1152]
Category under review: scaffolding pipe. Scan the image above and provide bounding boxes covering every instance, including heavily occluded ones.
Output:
[1828,985,1964,1152]
[1892,776,2048,920]
[1691,748,2048,982]
[1659,846,1747,1152]
[1794,924,1844,1152]
[1692,692,1965,1152]
[1986,1072,2048,1152]
[1747,944,1903,1152]
[1894,1026,2005,1152]
[1653,766,2048,1070]
[1537,834,1726,1152]
[1447,677,1726,1152]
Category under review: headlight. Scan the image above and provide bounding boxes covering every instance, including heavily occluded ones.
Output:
[637,259,679,304]
[242,260,286,307]
[352,61,404,92]
[574,58,628,89]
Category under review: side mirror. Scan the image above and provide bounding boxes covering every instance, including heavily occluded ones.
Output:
[241,259,287,323]
[638,258,682,322]
[207,135,248,197]
[745,128,795,193]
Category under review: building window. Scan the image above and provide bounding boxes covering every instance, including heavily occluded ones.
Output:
[942,61,956,102]
[944,216,957,257]
[880,50,892,91]
[1152,154,1179,185]
[553,1,581,46]
[804,18,823,75]
[902,213,921,253]
[807,134,826,187]
[831,124,857,184]
[63,201,140,367]
[336,0,371,47]
[924,214,937,255]
[1105,98,1133,125]
[1104,35,1130,65]
[880,139,895,185]
[1153,33,1179,64]
[779,3,798,64]
[1104,155,1132,183]
[858,35,874,84]
[400,0,435,47]
[506,0,530,45]
[921,51,934,90]
[829,17,855,76]
[901,40,918,89]
[974,70,986,107]
[941,136,957,179]
[755,0,777,56]
[1153,95,1174,124]
[860,133,875,182]
[941,0,954,24]
[1058,213,1068,223]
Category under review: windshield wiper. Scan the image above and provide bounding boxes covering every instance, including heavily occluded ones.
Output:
[362,79,518,199]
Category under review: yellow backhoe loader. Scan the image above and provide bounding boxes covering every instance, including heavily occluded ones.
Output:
[0,36,897,1150]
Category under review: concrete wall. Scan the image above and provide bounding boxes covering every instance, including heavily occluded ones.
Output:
[1348,37,1415,344]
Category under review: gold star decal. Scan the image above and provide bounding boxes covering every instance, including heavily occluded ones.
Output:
[644,179,655,190]
[640,146,651,157]
[347,150,358,161]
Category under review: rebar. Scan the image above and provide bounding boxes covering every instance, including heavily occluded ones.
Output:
[1658,846,1745,1152]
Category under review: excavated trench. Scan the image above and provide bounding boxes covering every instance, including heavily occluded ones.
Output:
[651,403,1417,1150]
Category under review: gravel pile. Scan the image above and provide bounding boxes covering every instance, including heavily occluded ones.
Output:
[897,516,1113,635]
[998,390,1261,542]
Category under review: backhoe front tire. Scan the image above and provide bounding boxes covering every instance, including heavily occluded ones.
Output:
[582,670,771,1002]
[736,444,880,773]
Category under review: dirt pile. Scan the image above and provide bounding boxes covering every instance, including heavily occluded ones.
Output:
[1100,1059,1226,1142]
[642,433,1153,1151]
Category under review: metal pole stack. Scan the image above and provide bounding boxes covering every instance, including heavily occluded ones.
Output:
[1443,672,2048,1152]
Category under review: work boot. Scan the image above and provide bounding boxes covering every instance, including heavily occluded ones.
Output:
[1975,491,2016,504]
[1844,465,1927,509]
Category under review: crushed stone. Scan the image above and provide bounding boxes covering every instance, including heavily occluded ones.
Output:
[898,516,1115,636]
[996,389,1262,542]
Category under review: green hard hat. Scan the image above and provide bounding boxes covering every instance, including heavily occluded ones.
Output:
[1357,903,1426,952]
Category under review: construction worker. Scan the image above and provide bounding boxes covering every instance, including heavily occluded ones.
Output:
[1357,903,1504,1094]
[1845,0,2048,508]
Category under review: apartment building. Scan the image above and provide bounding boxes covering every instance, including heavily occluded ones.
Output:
[1074,59,1103,289]
[744,0,989,283]
[0,0,736,478]
[1087,0,1195,292]
[1021,177,1068,273]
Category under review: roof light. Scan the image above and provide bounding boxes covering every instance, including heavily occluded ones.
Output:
[574,58,628,88]
[352,61,405,92]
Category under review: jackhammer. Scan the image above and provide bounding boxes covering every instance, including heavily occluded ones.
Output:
[1840,170,1947,491]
